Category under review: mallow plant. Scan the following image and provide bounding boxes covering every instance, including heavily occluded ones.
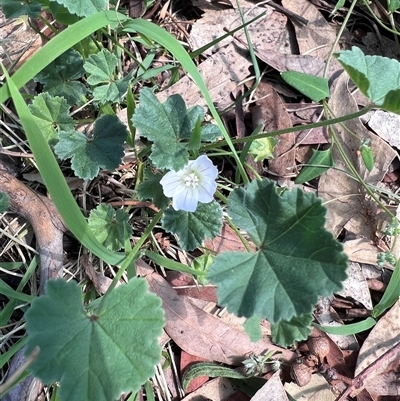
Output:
[1,0,400,400]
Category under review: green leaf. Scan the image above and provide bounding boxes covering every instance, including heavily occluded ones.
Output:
[373,257,400,317]
[207,180,348,325]
[49,1,80,24]
[330,0,346,16]
[0,0,41,18]
[360,138,374,172]
[314,317,376,335]
[336,46,400,113]
[295,147,334,184]
[389,0,400,13]
[55,0,107,17]
[200,124,223,142]
[29,93,74,144]
[34,49,87,106]
[132,89,190,170]
[182,362,247,390]
[84,49,132,104]
[0,192,9,212]
[191,254,214,285]
[248,137,279,162]
[25,278,164,401]
[271,314,313,347]
[88,204,132,251]
[54,115,127,180]
[161,201,223,251]
[243,316,262,342]
[137,168,170,209]
[281,71,329,103]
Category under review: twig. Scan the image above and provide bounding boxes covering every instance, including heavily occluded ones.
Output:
[335,340,400,401]
[0,161,66,401]
[265,0,308,25]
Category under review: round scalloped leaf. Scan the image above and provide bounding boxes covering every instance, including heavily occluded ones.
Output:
[88,204,132,251]
[25,278,164,401]
[162,201,223,251]
[207,179,347,325]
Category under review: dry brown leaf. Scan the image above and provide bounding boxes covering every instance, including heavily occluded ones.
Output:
[363,109,400,149]
[253,81,295,177]
[281,0,339,58]
[136,260,296,365]
[285,373,335,401]
[255,51,343,81]
[317,72,396,238]
[157,42,251,110]
[251,371,288,401]
[337,261,372,310]
[190,7,289,56]
[353,300,400,398]
[204,222,256,252]
[343,238,392,269]
[81,254,115,295]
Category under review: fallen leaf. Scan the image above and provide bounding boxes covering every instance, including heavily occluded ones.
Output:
[190,7,289,56]
[337,261,373,310]
[157,42,251,110]
[281,0,339,58]
[285,372,335,401]
[363,109,400,149]
[136,260,296,365]
[353,300,400,398]
[253,81,295,177]
[251,371,288,401]
[317,72,396,238]
[204,222,256,253]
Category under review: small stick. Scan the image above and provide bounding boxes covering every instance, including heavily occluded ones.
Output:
[335,340,400,401]
[265,0,308,25]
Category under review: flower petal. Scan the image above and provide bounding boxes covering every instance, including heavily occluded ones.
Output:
[191,155,218,180]
[160,170,185,197]
[172,187,199,212]
[197,180,217,203]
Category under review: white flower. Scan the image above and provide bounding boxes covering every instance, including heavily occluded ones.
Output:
[160,155,218,212]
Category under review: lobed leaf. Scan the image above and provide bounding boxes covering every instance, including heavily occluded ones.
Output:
[207,180,348,325]
[132,89,190,170]
[54,115,127,180]
[55,0,107,17]
[84,49,133,104]
[25,278,164,401]
[271,314,313,347]
[88,204,132,251]
[137,168,170,209]
[29,93,74,143]
[162,201,223,251]
[0,0,41,18]
[34,49,87,106]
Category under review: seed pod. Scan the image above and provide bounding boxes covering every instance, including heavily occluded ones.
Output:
[307,336,330,361]
[290,361,312,387]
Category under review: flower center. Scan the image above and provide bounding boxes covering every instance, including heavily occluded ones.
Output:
[184,172,200,188]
